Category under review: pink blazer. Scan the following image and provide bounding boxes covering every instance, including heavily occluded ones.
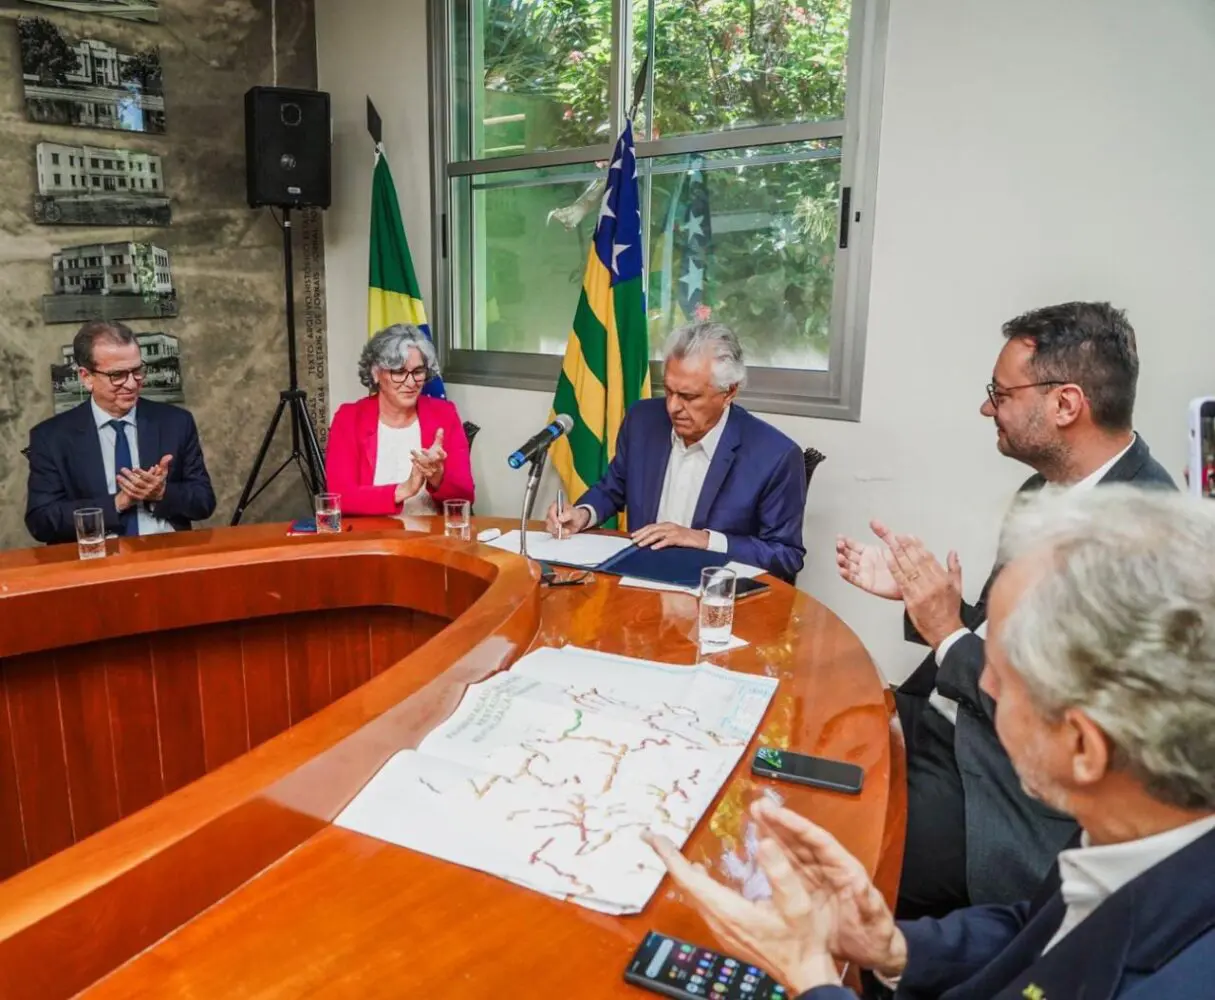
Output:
[325,394,476,516]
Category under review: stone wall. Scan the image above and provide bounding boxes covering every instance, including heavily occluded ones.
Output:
[0,0,327,548]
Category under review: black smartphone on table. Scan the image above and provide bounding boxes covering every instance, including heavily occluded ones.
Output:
[751,747,864,795]
[733,577,770,601]
[625,930,789,999]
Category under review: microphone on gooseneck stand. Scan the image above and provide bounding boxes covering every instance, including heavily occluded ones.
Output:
[507,414,574,565]
[507,414,574,469]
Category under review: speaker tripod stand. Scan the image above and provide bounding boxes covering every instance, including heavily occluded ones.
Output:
[230,206,326,525]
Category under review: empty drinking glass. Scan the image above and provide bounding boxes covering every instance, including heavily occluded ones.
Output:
[444,499,471,540]
[74,507,106,560]
[699,567,737,648]
[315,493,342,533]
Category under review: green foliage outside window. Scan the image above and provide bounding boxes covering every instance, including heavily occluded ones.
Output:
[469,0,851,368]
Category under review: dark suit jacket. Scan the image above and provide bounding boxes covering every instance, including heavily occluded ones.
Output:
[577,399,808,580]
[900,435,1176,904]
[25,398,216,544]
[798,825,1215,1000]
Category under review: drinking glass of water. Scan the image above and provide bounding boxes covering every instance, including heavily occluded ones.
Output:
[74,507,106,560]
[315,493,342,533]
[698,567,737,648]
[444,499,471,540]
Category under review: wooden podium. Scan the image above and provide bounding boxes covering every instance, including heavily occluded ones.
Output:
[0,520,904,999]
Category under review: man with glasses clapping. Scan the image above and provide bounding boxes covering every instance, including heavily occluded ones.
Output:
[25,320,216,543]
[325,324,474,516]
[835,302,1175,922]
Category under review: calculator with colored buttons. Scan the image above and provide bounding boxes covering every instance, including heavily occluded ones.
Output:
[624,930,789,999]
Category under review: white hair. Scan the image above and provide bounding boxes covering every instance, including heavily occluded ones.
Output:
[662,321,747,391]
[997,485,1215,809]
[358,324,440,390]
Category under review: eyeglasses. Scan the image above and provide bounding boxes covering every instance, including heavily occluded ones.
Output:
[985,380,1066,408]
[88,365,146,386]
[385,366,429,385]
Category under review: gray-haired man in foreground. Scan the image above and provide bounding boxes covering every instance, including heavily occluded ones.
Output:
[647,486,1215,999]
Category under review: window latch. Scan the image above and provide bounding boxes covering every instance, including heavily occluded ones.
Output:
[838,186,853,250]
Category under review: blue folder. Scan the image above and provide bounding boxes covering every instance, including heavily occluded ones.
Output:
[596,545,731,589]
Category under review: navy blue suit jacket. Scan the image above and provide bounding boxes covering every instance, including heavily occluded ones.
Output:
[25,398,216,544]
[576,399,807,579]
[798,826,1215,1000]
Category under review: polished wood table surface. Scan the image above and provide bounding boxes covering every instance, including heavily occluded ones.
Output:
[0,517,904,999]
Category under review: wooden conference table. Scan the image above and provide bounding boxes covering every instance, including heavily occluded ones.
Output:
[0,517,905,999]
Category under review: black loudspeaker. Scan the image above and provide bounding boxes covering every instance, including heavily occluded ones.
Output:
[244,86,332,209]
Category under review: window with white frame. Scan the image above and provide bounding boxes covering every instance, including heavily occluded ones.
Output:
[430,0,887,418]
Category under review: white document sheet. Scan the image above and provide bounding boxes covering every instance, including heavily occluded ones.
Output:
[618,576,700,595]
[726,561,765,580]
[485,529,634,568]
[335,645,777,914]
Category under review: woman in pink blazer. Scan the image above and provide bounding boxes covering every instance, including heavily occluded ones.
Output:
[325,325,475,517]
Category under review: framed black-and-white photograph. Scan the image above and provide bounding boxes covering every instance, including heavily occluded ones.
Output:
[18,17,166,134]
[34,141,170,226]
[2,1,159,22]
[51,331,183,414]
[42,240,179,323]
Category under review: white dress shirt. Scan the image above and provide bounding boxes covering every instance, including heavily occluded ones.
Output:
[91,398,175,536]
[928,435,1138,724]
[877,812,1215,988]
[1044,812,1215,952]
[580,408,730,552]
[372,420,435,515]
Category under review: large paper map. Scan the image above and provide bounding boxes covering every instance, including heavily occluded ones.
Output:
[335,645,778,913]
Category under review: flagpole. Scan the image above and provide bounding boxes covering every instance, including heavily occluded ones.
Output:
[658,167,687,323]
[366,97,382,145]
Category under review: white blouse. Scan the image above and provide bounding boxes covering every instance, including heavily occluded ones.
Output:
[373,420,436,515]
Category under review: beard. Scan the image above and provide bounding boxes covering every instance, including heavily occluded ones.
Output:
[1018,775,1072,814]
[995,413,1066,473]
[1012,734,1074,816]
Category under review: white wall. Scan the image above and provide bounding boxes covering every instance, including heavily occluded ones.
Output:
[318,0,1215,681]
[316,0,435,407]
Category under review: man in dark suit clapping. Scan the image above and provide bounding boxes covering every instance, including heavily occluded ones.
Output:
[836,302,1175,919]
[649,487,1215,1000]
[25,320,216,544]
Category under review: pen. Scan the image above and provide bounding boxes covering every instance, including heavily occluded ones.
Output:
[556,489,566,540]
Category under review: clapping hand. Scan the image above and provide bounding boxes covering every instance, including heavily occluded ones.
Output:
[749,799,906,976]
[410,427,447,488]
[396,428,447,504]
[836,523,904,600]
[869,522,963,649]
[642,798,907,994]
[116,454,172,510]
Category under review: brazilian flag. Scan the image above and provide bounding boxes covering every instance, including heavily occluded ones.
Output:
[369,146,446,399]
[549,122,651,528]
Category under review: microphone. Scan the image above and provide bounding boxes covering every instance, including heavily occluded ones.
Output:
[507,414,574,469]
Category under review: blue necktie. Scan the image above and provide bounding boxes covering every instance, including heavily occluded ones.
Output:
[107,418,138,536]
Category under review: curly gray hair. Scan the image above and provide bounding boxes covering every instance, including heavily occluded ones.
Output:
[997,485,1215,810]
[358,324,441,390]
